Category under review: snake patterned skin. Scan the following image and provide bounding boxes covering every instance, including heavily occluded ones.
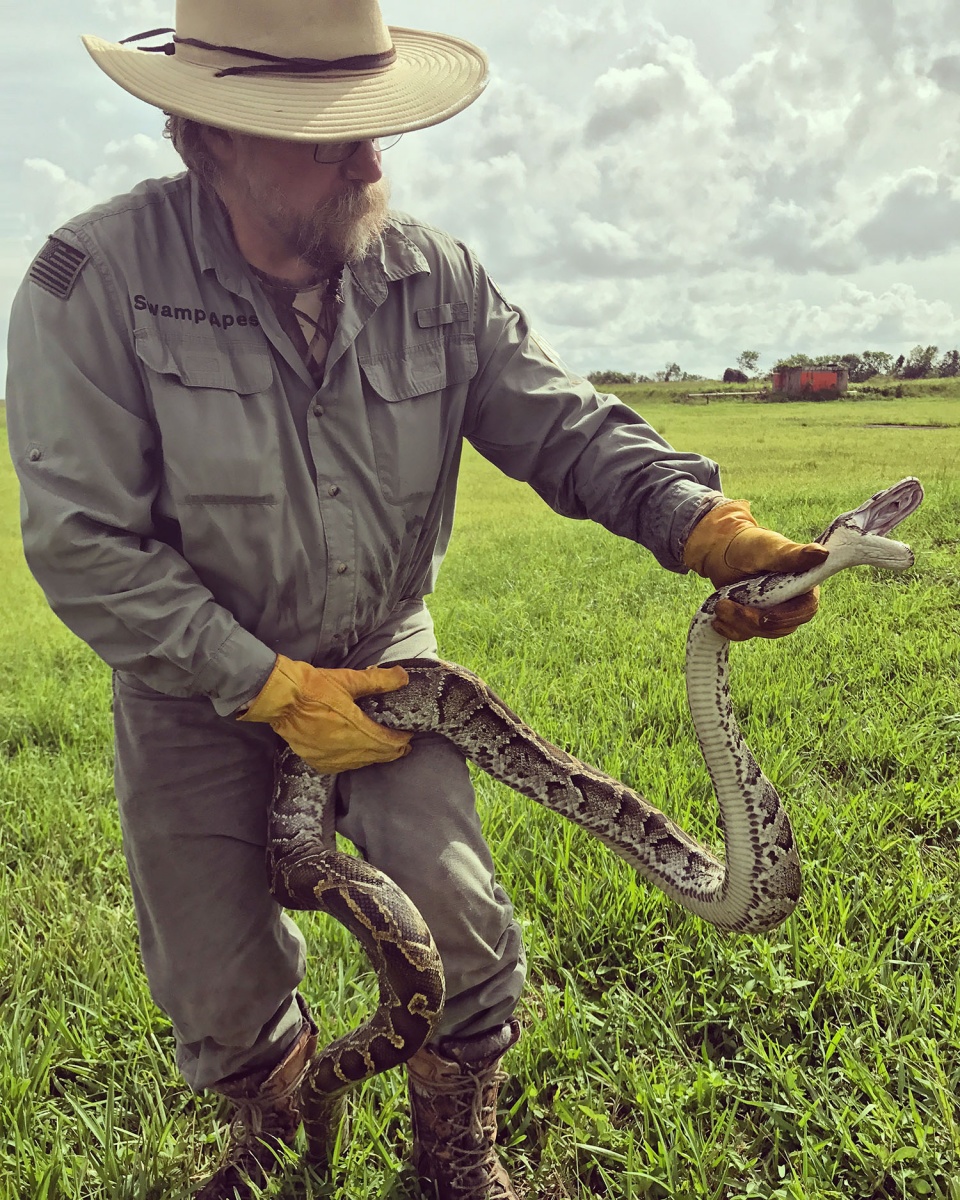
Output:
[268,477,923,1102]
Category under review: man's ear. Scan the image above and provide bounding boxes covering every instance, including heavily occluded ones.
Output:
[204,126,238,172]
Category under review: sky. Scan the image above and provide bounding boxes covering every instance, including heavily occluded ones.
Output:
[3,0,960,381]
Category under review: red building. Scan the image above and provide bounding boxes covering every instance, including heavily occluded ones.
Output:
[771,365,849,395]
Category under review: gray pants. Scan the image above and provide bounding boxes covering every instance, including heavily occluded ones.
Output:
[113,669,525,1092]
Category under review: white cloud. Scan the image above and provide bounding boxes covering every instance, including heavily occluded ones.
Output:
[3,0,960,381]
[855,168,960,261]
[930,54,960,92]
[17,134,180,241]
[89,0,170,26]
[539,1,631,52]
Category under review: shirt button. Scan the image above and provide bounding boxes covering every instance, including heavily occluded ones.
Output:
[328,485,340,497]
[336,562,348,575]
[28,447,42,462]
[313,404,324,417]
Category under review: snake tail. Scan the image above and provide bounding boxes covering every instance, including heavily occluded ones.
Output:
[268,750,445,1091]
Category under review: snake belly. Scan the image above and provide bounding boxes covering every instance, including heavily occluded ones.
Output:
[268,476,923,1095]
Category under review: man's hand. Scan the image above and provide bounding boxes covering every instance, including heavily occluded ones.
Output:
[239,656,412,772]
[683,500,829,642]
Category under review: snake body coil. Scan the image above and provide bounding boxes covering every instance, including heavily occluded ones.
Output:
[268,478,923,1102]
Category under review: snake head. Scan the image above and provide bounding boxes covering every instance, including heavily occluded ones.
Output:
[826,476,924,539]
[815,478,923,572]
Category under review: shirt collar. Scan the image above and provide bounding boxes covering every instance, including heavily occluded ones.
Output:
[347,217,431,305]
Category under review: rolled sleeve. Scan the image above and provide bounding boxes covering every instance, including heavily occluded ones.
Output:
[463,263,722,571]
[5,233,275,707]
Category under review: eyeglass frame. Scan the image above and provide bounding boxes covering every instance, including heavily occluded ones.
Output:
[312,134,403,164]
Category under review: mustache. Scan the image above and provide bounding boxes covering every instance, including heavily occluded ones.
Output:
[322,181,380,219]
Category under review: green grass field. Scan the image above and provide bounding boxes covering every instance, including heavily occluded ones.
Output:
[2,390,959,1199]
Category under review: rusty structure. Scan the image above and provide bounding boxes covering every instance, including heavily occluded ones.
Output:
[770,365,849,397]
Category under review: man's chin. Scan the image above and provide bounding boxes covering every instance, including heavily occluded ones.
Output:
[300,182,391,265]
[327,215,389,265]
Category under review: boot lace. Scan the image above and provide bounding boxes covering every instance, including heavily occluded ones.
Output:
[415,1062,510,1192]
[221,1071,303,1169]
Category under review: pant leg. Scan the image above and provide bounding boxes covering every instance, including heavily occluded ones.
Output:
[334,731,526,1039]
[112,672,306,1092]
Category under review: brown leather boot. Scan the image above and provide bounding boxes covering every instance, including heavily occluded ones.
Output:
[194,999,318,1200]
[406,1020,521,1200]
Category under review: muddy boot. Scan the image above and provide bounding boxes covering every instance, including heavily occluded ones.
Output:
[194,1000,318,1200]
[406,1020,521,1200]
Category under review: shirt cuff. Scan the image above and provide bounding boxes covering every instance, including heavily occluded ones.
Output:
[674,490,727,568]
[193,626,279,717]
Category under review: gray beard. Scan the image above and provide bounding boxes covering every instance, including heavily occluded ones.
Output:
[265,180,391,269]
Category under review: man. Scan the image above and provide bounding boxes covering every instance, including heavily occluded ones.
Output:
[5,2,826,1198]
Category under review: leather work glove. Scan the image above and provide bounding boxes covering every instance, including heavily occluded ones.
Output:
[239,655,412,773]
[683,500,829,642]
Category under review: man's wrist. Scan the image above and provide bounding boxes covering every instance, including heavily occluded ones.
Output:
[679,492,734,569]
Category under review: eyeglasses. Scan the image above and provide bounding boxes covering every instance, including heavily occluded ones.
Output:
[313,134,403,164]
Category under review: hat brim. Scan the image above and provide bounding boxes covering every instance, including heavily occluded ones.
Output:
[82,27,488,140]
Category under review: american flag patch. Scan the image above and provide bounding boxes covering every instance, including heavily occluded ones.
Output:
[29,237,88,300]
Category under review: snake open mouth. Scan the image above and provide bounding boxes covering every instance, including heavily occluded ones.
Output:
[837,477,925,538]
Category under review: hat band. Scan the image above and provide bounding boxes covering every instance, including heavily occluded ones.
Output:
[119,28,397,79]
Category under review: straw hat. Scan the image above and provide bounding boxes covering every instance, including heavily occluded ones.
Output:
[82,0,489,141]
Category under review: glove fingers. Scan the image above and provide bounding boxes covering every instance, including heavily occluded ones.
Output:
[297,740,412,774]
[712,600,764,642]
[278,703,413,774]
[325,664,410,700]
[770,542,830,574]
[757,589,820,630]
[724,528,829,579]
[713,588,819,642]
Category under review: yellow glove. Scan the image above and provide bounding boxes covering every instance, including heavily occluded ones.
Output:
[239,655,412,773]
[683,500,829,642]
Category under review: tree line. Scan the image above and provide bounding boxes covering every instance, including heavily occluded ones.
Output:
[587,345,960,387]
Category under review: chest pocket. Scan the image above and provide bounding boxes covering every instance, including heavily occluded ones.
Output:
[358,334,477,506]
[134,330,279,505]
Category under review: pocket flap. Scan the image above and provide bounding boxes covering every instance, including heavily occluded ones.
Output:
[359,335,477,402]
[134,330,273,395]
[416,302,469,328]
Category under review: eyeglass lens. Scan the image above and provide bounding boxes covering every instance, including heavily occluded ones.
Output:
[313,134,403,164]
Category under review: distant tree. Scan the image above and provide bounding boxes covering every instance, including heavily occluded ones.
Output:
[890,354,906,377]
[773,353,815,369]
[937,349,960,377]
[771,351,895,381]
[663,362,682,382]
[861,350,894,377]
[737,349,760,376]
[586,370,637,387]
[837,353,870,382]
[900,345,939,380]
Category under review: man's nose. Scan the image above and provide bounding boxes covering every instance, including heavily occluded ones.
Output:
[344,139,384,183]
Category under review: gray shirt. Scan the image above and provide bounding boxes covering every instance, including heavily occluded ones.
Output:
[6,172,722,715]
